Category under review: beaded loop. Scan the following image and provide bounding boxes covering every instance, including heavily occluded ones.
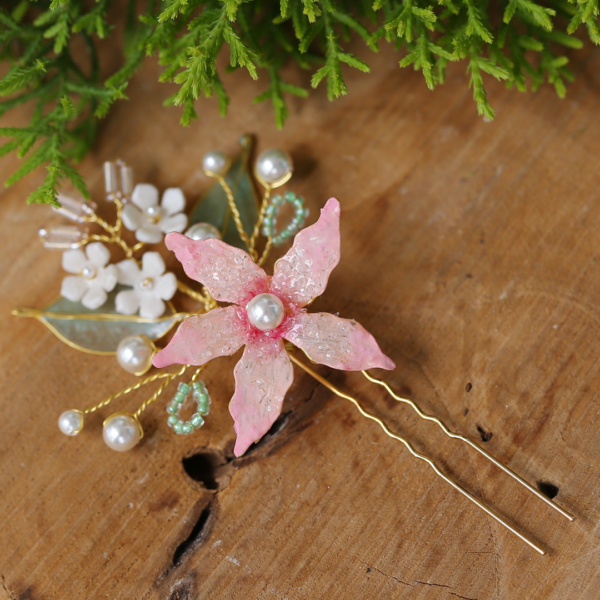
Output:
[262,191,309,246]
[166,381,211,435]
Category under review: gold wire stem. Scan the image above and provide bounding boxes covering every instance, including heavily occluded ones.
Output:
[82,369,182,415]
[288,353,545,555]
[176,281,216,311]
[134,365,188,418]
[189,365,206,384]
[249,185,272,258]
[257,237,273,266]
[362,371,574,522]
[214,174,253,255]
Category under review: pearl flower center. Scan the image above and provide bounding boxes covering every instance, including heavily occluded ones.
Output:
[80,265,97,280]
[146,205,162,224]
[246,293,284,331]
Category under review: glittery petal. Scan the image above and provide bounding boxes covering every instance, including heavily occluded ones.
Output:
[229,338,293,456]
[284,312,395,371]
[164,232,269,304]
[270,197,340,307]
[153,306,246,368]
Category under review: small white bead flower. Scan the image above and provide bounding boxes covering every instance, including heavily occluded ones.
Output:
[115,252,177,319]
[122,184,188,244]
[60,242,118,310]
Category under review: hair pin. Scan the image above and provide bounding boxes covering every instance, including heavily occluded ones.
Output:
[13,134,573,556]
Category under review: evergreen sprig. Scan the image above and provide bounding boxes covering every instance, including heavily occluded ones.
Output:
[0,0,594,205]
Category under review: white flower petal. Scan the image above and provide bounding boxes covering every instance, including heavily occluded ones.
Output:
[161,188,186,216]
[85,242,111,268]
[142,252,166,277]
[61,276,88,302]
[155,272,177,300]
[115,289,140,315]
[159,212,188,234]
[100,264,118,292]
[132,184,159,210]
[139,294,165,319]
[116,259,141,286]
[136,224,163,244]
[62,249,87,274]
[82,286,107,310]
[122,204,145,232]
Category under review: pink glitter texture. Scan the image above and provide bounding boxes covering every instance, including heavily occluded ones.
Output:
[154,198,395,456]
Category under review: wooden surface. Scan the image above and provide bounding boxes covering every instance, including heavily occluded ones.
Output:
[2,35,600,600]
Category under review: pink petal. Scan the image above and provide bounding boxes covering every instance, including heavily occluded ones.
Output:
[153,306,245,368]
[284,312,395,371]
[270,197,341,307]
[229,338,293,456]
[165,232,269,305]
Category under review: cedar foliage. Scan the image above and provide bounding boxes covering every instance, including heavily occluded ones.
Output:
[0,0,592,205]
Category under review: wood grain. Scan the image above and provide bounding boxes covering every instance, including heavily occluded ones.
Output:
[1,30,600,600]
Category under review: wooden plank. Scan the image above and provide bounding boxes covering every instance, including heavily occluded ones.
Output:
[1,31,600,600]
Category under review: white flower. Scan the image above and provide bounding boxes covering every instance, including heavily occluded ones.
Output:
[122,184,188,244]
[60,242,118,310]
[115,252,177,319]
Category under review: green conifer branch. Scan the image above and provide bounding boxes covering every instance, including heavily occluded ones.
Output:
[0,0,597,206]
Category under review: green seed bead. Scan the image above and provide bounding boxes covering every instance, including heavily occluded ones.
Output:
[173,422,184,434]
[197,399,209,413]
[285,191,295,200]
[192,381,204,391]
[181,423,193,435]
[167,415,179,427]
[167,403,179,414]
[177,382,190,394]
[191,414,204,428]
[194,390,208,401]
[174,392,186,403]
[293,198,304,208]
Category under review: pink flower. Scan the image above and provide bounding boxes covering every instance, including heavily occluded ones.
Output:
[153,198,395,456]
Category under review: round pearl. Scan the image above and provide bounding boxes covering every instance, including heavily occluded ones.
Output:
[203,151,230,176]
[255,149,293,185]
[116,335,154,375]
[146,205,162,223]
[81,265,96,280]
[185,222,222,241]
[103,414,141,452]
[138,277,154,291]
[246,293,285,331]
[58,410,83,436]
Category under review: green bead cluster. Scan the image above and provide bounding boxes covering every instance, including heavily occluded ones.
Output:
[166,381,212,436]
[262,192,309,246]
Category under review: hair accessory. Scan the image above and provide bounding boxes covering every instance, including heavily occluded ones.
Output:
[13,135,574,556]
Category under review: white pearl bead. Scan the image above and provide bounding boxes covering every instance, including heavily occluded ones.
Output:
[255,149,293,185]
[246,293,285,331]
[81,265,96,280]
[185,222,222,241]
[203,151,231,176]
[116,335,154,375]
[58,410,83,436]
[103,414,142,452]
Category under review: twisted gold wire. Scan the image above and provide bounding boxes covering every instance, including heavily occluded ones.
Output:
[214,174,253,255]
[83,369,182,415]
[134,365,188,418]
[362,371,574,522]
[257,237,273,266]
[249,185,272,257]
[288,353,546,555]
